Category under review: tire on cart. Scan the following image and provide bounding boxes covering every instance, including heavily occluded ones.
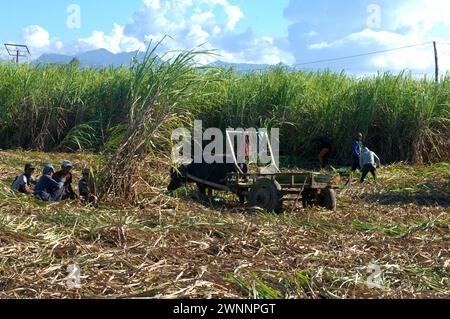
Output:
[319,188,337,211]
[248,179,284,214]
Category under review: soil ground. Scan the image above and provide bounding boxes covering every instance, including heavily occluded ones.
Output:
[0,150,448,299]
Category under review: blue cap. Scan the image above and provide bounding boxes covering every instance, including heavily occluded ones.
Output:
[43,164,55,175]
[62,160,73,168]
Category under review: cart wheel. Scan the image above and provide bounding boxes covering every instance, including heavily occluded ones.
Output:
[319,188,337,211]
[248,179,283,214]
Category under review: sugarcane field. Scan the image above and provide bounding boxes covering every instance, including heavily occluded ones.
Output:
[0,1,449,305]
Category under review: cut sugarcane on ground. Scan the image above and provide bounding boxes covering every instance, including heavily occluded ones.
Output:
[0,150,448,299]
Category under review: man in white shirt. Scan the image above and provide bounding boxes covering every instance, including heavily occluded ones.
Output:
[359,147,381,183]
[12,163,36,194]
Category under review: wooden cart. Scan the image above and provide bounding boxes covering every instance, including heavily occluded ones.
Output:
[186,171,343,214]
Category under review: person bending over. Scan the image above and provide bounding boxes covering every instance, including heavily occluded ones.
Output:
[360,147,381,183]
[315,136,333,168]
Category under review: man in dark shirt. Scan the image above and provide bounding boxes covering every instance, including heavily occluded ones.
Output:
[53,160,78,200]
[34,165,65,202]
[351,132,363,171]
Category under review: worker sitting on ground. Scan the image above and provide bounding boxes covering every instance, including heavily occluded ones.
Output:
[12,163,37,194]
[53,160,78,200]
[352,132,363,172]
[360,147,381,183]
[34,165,65,202]
[315,136,333,169]
[79,168,98,206]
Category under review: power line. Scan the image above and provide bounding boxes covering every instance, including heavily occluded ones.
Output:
[292,42,433,68]
[214,41,436,73]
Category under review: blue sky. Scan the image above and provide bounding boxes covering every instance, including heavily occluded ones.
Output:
[1,0,449,75]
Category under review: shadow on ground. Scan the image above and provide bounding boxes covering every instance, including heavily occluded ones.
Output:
[170,188,244,211]
[366,181,450,208]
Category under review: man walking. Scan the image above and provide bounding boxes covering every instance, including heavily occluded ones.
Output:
[352,132,363,171]
[12,163,36,194]
[360,147,381,183]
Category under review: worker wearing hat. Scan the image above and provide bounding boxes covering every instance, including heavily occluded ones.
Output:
[53,160,78,200]
[12,163,37,194]
[34,164,65,202]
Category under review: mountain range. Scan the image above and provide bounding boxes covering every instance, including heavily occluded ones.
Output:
[34,48,148,69]
[32,48,290,72]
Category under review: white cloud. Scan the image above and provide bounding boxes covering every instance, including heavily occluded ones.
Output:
[285,0,450,75]
[306,30,318,38]
[22,25,51,48]
[224,5,244,31]
[309,41,330,50]
[186,24,210,45]
[124,0,241,40]
[143,0,161,10]
[370,44,450,74]
[213,26,222,35]
[78,24,145,53]
[191,11,216,26]
[19,25,65,58]
[220,36,294,65]
[309,29,409,50]
[119,0,289,64]
[391,0,450,33]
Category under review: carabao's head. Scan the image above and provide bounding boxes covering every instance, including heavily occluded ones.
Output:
[167,165,188,192]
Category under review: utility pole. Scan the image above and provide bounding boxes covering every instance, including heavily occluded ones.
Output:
[433,41,439,83]
[4,43,31,64]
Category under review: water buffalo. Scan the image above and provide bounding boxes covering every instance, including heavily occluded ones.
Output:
[167,158,247,194]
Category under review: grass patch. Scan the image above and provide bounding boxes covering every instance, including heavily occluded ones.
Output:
[352,221,406,236]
